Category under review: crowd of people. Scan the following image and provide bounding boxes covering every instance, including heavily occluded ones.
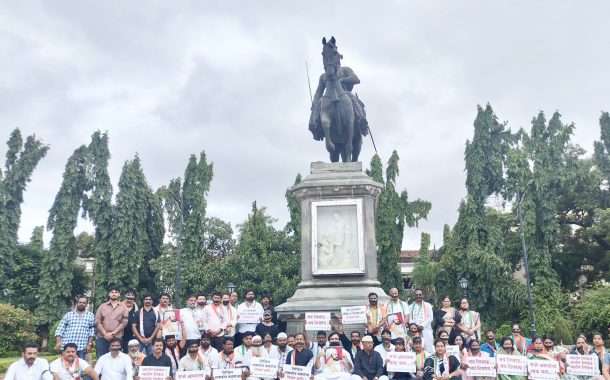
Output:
[5,287,610,380]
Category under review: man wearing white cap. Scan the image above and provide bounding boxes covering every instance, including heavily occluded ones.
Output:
[275,333,292,372]
[127,339,145,369]
[353,336,387,380]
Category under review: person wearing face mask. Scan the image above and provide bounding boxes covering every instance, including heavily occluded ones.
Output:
[223,293,238,338]
[479,330,498,358]
[256,310,281,340]
[205,292,229,350]
[497,337,526,380]
[5,343,53,380]
[199,333,220,369]
[237,289,264,346]
[182,294,205,344]
[132,294,160,355]
[50,343,99,380]
[374,329,395,365]
[55,295,96,360]
[509,324,530,356]
[408,289,434,353]
[367,292,387,345]
[461,339,492,380]
[314,332,355,380]
[566,335,597,380]
[179,341,210,372]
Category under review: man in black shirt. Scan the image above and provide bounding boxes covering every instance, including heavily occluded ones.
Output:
[285,333,314,366]
[142,339,172,378]
[353,336,385,380]
[132,294,160,355]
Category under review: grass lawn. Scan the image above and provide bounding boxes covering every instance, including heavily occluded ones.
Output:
[0,353,58,375]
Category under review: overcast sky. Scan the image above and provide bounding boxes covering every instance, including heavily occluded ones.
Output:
[2,1,609,249]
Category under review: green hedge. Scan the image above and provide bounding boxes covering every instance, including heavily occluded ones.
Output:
[0,304,38,356]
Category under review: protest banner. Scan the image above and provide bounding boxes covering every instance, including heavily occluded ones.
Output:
[237,308,261,324]
[446,345,460,360]
[465,356,496,377]
[305,312,331,331]
[566,354,599,376]
[175,370,209,380]
[386,352,416,373]
[251,357,280,379]
[341,306,367,325]
[161,309,181,337]
[139,366,170,380]
[496,354,528,376]
[528,359,559,380]
[212,368,243,380]
[283,365,310,380]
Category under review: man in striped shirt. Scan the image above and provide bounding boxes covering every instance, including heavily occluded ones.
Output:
[55,295,95,359]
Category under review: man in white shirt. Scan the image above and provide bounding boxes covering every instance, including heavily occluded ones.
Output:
[236,289,263,346]
[94,338,134,380]
[5,343,53,380]
[181,294,204,342]
[199,334,220,369]
[204,292,228,350]
[222,293,237,338]
[373,329,394,365]
[179,341,210,371]
[406,289,434,352]
[50,343,99,380]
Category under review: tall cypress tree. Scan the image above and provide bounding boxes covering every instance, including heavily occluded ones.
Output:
[0,129,48,296]
[38,146,90,323]
[369,152,431,291]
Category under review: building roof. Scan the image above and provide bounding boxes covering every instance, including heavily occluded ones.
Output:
[400,250,420,262]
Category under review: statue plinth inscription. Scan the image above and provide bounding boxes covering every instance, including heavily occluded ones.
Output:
[276,162,388,334]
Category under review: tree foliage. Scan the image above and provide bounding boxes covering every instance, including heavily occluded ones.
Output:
[369,152,431,291]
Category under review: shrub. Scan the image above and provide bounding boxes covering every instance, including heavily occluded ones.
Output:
[0,304,38,355]
[571,285,610,337]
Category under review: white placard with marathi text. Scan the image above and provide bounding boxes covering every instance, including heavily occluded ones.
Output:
[212,368,243,380]
[386,352,416,373]
[341,306,367,325]
[283,365,310,380]
[305,312,331,331]
[446,345,460,359]
[566,354,599,376]
[251,357,280,379]
[176,370,209,380]
[496,354,528,376]
[528,359,559,380]
[237,308,261,324]
[465,356,496,377]
[139,366,170,380]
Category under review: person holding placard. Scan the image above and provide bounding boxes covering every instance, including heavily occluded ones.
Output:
[386,289,409,340]
[314,332,356,380]
[237,290,264,346]
[565,335,598,380]
[179,341,210,373]
[407,290,434,353]
[479,331,498,358]
[142,338,173,378]
[448,336,466,364]
[95,338,134,380]
[461,339,493,380]
[386,337,410,380]
[156,293,179,339]
[527,337,560,380]
[496,336,527,380]
[423,340,461,380]
[353,335,387,380]
[591,333,610,380]
[374,330,395,365]
[199,334,220,369]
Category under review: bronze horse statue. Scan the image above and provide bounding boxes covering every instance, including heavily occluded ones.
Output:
[309,37,367,162]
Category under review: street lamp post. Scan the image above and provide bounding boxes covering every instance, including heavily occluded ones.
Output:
[517,190,537,338]
[227,282,236,294]
[459,277,468,298]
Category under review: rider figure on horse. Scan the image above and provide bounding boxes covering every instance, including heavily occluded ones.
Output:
[308,37,369,145]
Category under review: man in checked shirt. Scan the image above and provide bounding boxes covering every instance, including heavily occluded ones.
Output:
[55,295,96,359]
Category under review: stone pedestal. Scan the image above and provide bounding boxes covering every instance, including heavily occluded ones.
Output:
[276,161,388,334]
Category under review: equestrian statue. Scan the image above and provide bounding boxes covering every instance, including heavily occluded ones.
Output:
[308,37,370,162]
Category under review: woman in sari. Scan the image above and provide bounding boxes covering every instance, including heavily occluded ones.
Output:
[528,337,560,380]
[424,340,462,380]
[497,336,526,380]
[433,296,461,338]
[461,339,493,380]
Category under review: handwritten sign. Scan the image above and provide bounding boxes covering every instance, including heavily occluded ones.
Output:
[251,357,280,379]
[282,365,310,380]
[465,356,496,377]
[237,308,261,324]
[386,352,416,373]
[139,366,170,380]
[212,368,243,380]
[305,312,331,331]
[496,354,527,376]
[446,345,460,360]
[176,370,209,380]
[566,354,599,376]
[341,306,367,324]
[528,359,559,380]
